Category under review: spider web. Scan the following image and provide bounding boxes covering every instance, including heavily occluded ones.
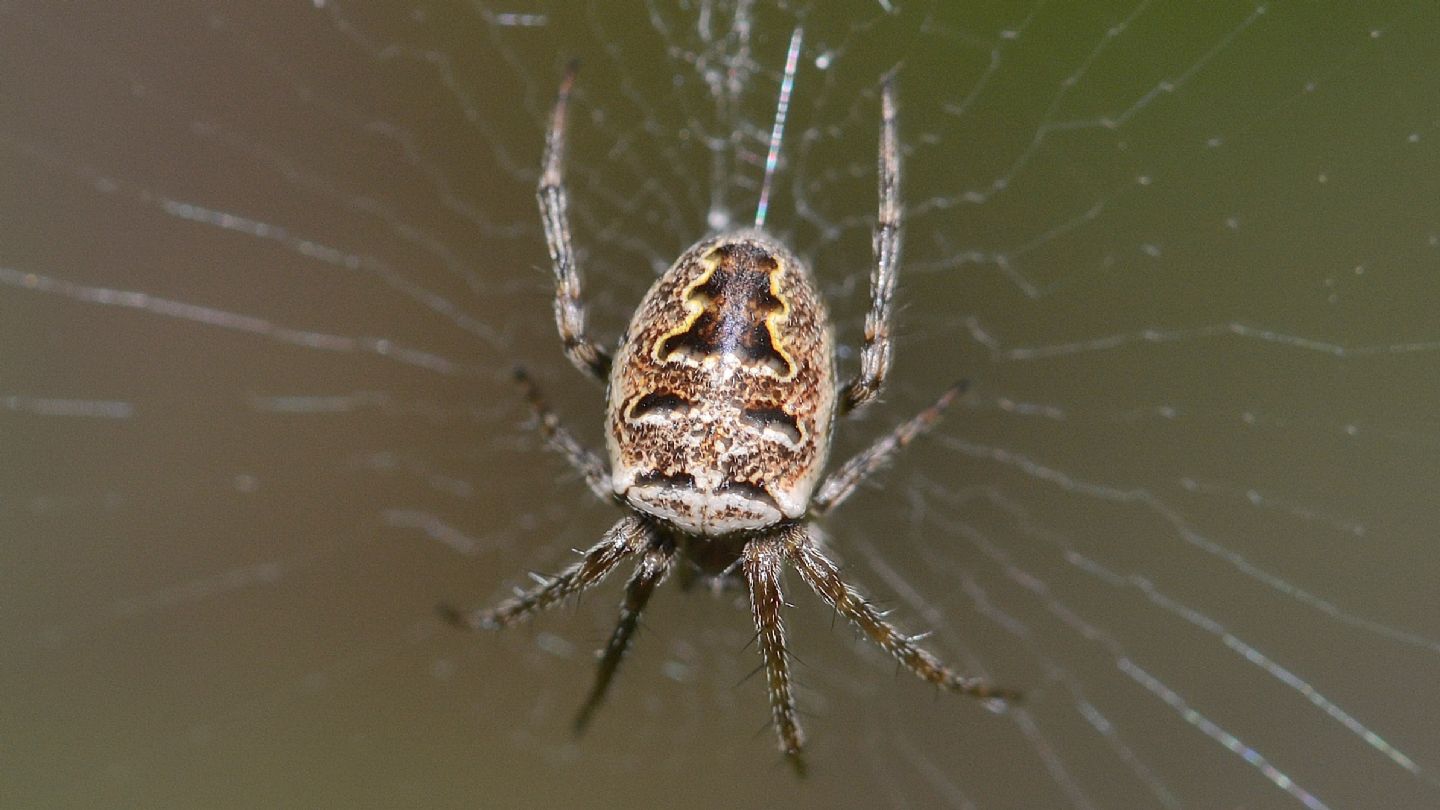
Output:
[3,1,1439,808]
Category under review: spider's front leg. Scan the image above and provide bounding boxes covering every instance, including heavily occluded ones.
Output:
[840,73,901,415]
[538,60,612,383]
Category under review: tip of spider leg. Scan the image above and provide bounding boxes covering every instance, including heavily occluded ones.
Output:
[953,679,1024,706]
[937,379,971,407]
[785,749,809,779]
[980,693,1021,715]
[571,708,598,738]
[995,687,1024,704]
[554,59,581,96]
[751,722,809,778]
[436,602,501,631]
[436,602,468,628]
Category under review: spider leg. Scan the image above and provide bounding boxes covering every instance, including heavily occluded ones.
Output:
[513,366,613,502]
[538,60,612,383]
[784,527,1020,702]
[573,538,677,734]
[743,529,807,776]
[812,381,966,515]
[439,515,648,630]
[840,73,900,415]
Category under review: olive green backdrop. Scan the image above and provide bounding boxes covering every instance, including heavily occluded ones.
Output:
[3,2,1438,808]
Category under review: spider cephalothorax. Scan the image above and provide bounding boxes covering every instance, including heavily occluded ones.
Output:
[442,60,1019,774]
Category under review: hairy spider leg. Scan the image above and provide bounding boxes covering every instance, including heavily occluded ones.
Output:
[513,366,612,502]
[811,380,968,515]
[538,60,612,383]
[573,539,677,733]
[744,530,807,776]
[785,527,1021,702]
[840,73,902,414]
[439,516,650,630]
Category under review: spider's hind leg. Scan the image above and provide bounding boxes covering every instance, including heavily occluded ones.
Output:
[743,528,808,776]
[573,537,677,733]
[439,515,649,630]
[783,526,1020,703]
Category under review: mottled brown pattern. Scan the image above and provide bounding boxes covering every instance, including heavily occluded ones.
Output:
[607,231,836,532]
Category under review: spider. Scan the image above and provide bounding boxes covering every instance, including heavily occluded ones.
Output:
[442,61,1019,774]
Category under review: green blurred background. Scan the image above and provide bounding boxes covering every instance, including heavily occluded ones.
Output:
[3,2,1438,808]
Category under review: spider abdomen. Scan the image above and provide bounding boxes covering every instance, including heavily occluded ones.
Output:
[607,231,836,535]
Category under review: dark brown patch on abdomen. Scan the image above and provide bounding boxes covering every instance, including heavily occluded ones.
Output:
[658,243,792,375]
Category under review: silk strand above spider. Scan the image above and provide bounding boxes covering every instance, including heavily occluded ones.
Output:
[440,59,1019,775]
